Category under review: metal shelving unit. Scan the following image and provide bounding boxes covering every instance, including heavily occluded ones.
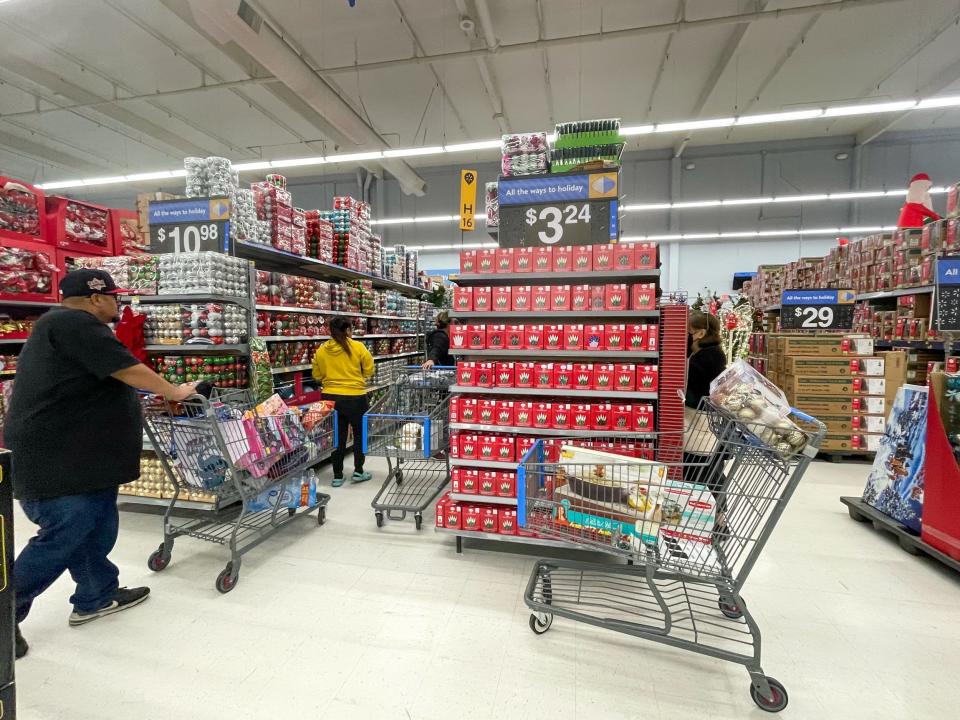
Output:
[255,304,418,321]
[857,285,934,301]
[128,293,250,305]
[145,343,249,354]
[450,268,660,285]
[451,385,657,399]
[451,348,659,359]
[448,493,517,506]
[449,422,653,438]
[450,458,517,470]
[434,525,575,553]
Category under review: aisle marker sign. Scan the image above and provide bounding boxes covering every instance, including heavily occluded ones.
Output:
[459,169,478,231]
[780,289,855,330]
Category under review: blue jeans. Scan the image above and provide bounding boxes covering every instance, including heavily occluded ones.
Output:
[14,488,120,623]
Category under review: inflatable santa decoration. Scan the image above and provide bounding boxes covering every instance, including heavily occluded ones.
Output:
[897,172,941,228]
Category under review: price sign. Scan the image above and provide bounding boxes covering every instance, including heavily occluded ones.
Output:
[935,257,960,332]
[148,197,232,254]
[781,289,855,330]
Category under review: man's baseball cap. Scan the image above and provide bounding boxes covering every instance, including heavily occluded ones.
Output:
[60,269,131,298]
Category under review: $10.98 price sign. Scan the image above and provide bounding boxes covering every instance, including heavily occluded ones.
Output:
[780,289,856,330]
[148,197,232,254]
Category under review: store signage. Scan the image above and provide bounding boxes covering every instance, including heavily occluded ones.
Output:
[499,199,617,247]
[459,169,478,231]
[934,257,960,332]
[780,289,855,330]
[498,171,618,205]
[148,197,232,254]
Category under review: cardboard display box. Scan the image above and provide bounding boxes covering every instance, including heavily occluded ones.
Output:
[773,335,874,357]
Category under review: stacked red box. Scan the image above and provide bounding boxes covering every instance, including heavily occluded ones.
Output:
[515,362,535,388]
[535,363,554,389]
[593,244,615,271]
[480,507,499,533]
[477,249,496,273]
[554,363,574,390]
[571,284,590,310]
[460,250,477,273]
[525,324,544,350]
[459,398,478,423]
[45,196,112,256]
[544,324,564,349]
[605,324,626,350]
[512,286,531,311]
[515,401,535,427]
[553,246,572,272]
[552,403,572,429]
[454,286,473,311]
[457,361,476,386]
[109,209,145,255]
[532,285,552,312]
[533,246,552,272]
[497,472,516,497]
[478,399,497,425]
[450,325,467,351]
[593,363,615,391]
[475,362,495,388]
[495,248,513,273]
[574,363,594,390]
[495,361,515,387]
[474,287,492,311]
[0,237,59,303]
[605,284,629,310]
[495,401,514,426]
[487,324,506,350]
[0,176,47,245]
[551,284,571,311]
[572,245,593,271]
[633,242,659,269]
[564,324,584,350]
[514,247,534,272]
[631,283,657,311]
[492,286,512,312]
[656,303,688,478]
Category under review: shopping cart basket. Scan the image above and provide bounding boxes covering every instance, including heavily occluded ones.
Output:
[363,366,455,530]
[142,389,334,593]
[517,401,826,713]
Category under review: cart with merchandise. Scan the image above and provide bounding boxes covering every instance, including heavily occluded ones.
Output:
[516,398,825,713]
[142,389,334,593]
[363,366,455,530]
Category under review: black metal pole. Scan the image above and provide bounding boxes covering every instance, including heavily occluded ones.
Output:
[0,450,15,719]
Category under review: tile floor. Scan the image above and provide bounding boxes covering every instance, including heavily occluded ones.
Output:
[11,457,960,719]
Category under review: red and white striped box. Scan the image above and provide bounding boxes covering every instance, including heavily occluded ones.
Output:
[605,324,626,350]
[571,284,591,311]
[532,285,552,312]
[475,362,495,388]
[614,363,636,391]
[544,324,564,349]
[552,284,571,311]
[453,286,473,311]
[515,362,535,388]
[514,401,535,427]
[574,363,594,390]
[512,286,532,311]
[525,324,544,350]
[495,361,515,387]
[473,287,492,312]
[506,324,525,350]
[492,286,512,312]
[553,246,573,272]
[564,324,584,350]
[535,362,554,389]
[552,403,572,429]
[554,363,574,390]
[593,363,615,391]
[495,247,513,273]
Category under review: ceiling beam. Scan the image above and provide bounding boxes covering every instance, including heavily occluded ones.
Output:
[454,0,510,134]
[0,128,109,176]
[646,0,685,121]
[535,0,556,126]
[740,14,821,115]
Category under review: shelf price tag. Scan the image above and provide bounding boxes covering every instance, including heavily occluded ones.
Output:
[780,289,855,330]
[935,257,960,332]
[148,197,232,254]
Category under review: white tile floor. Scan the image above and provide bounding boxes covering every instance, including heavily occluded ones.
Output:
[11,457,960,719]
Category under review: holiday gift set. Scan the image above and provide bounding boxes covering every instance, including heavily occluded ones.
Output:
[459,243,658,274]
[450,323,659,352]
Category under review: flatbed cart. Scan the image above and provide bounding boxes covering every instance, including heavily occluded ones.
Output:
[363,366,455,530]
[142,389,335,593]
[516,401,825,713]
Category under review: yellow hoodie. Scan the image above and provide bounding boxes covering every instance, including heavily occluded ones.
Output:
[312,338,375,396]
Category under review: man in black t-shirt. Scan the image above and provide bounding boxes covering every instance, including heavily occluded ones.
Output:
[6,269,196,660]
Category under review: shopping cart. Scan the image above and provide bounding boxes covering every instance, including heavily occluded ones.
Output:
[517,400,826,713]
[142,389,335,593]
[363,366,455,530]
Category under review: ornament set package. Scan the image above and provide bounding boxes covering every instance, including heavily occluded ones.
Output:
[485,182,499,228]
[153,355,247,387]
[383,245,420,286]
[0,178,43,240]
[0,245,57,298]
[501,132,550,177]
[157,252,249,297]
[255,271,332,309]
[142,303,247,345]
[305,210,334,262]
[256,310,326,338]
[184,156,237,198]
[68,255,159,294]
[50,198,110,249]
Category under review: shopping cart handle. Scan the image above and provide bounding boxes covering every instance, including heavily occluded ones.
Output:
[789,407,820,425]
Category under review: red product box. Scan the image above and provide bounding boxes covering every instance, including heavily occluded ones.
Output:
[453,286,473,311]
[605,324,626,350]
[526,324,544,350]
[633,242,658,270]
[564,324,584,350]
[478,436,497,461]
[459,434,479,460]
[450,325,467,351]
[614,363,636,391]
[948,183,959,217]
[475,362,495,388]
[572,403,593,430]
[515,362,535,388]
[495,247,513,273]
[626,324,646,351]
[478,470,498,496]
[436,495,447,527]
[544,324,564,349]
[512,286,532,311]
[533,246,553,272]
[631,283,657,311]
[614,243,633,270]
[45,196,112,256]
[486,324,506,350]
[571,284,591,310]
[515,402,535,427]
[534,402,554,429]
[452,468,478,494]
[462,505,482,532]
[457,361,476,386]
[480,507,500,533]
[0,176,47,245]
[459,398,478,423]
[638,365,659,391]
[449,397,462,424]
[467,325,487,350]
[586,325,605,350]
[443,501,462,530]
[516,436,538,458]
[572,245,593,271]
[921,256,933,284]
[554,363,574,390]
[593,363,615,391]
[495,400,515,426]
[532,285,552,312]
[589,285,606,310]
[109,209,143,255]
[551,284,571,311]
[552,403,572,429]
[570,363,591,390]
[553,246,573,272]
[605,284,629,310]
[497,472,516,498]
[506,324,525,350]
[592,403,613,432]
[535,363,554,389]
[647,324,660,352]
[477,248,496,273]
[478,399,498,425]
[514,247,534,273]
[946,219,959,250]
[492,285,512,312]
[473,287,492,312]
[612,404,633,431]
[449,432,460,458]
[495,361,515,387]
[495,436,515,462]
[499,509,518,535]
[460,250,476,273]
[632,404,655,432]
[593,244,616,271]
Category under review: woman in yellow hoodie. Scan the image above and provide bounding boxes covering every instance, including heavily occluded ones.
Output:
[312,317,375,486]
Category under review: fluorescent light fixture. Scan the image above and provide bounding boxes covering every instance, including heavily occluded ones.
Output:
[655,117,735,133]
[917,95,960,109]
[269,157,326,169]
[623,203,672,211]
[772,194,829,203]
[81,176,128,187]
[329,151,383,163]
[414,215,457,223]
[828,191,887,200]
[885,189,908,196]
[823,100,917,117]
[444,139,502,152]
[231,161,273,172]
[735,109,823,125]
[837,226,885,233]
[621,125,655,136]
[126,170,180,182]
[671,200,722,209]
[38,180,84,190]
[931,186,947,194]
[721,197,773,206]
[383,146,445,158]
[374,217,416,225]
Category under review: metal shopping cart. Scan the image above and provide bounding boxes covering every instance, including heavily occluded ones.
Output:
[363,366,455,530]
[142,389,334,593]
[517,400,826,713]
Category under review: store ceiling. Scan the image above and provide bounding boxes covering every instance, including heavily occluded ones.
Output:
[1,0,960,191]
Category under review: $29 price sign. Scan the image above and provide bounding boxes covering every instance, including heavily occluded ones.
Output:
[780,289,855,331]
[148,197,232,254]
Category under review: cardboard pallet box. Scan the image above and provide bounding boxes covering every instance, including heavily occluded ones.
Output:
[772,334,875,357]
[784,356,885,377]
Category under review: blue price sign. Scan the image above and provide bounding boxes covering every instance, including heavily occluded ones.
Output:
[781,289,855,330]
[148,197,232,254]
[935,257,960,332]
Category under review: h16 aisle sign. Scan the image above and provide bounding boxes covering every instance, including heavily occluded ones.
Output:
[149,197,232,254]
[780,289,856,330]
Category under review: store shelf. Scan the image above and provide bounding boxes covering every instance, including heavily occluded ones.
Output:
[262,336,326,342]
[128,293,250,306]
[450,310,660,319]
[449,422,653,438]
[118,494,218,512]
[448,493,518,506]
[0,370,16,377]
[763,304,781,312]
[873,340,946,350]
[434,525,575,550]
[145,344,248,354]
[0,338,26,345]
[450,269,660,285]
[271,364,312,374]
[374,351,422,361]
[0,299,57,308]
[235,241,428,296]
[450,458,517,470]
[450,385,658,400]
[451,349,659,359]
[857,285,934,301]
[255,304,420,321]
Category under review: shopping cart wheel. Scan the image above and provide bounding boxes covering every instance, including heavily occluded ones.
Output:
[395,470,403,486]
[375,511,385,528]
[750,677,788,713]
[147,545,171,572]
[415,512,423,530]
[718,599,743,619]
[528,613,553,635]
[318,507,327,526]
[216,564,238,594]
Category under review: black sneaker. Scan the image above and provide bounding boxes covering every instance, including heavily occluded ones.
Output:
[15,625,28,659]
[68,586,151,627]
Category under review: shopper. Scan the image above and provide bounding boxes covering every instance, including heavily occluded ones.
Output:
[7,269,197,660]
[312,316,375,487]
[422,311,454,369]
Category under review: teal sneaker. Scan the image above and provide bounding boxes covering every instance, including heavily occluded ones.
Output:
[332,476,345,487]
[351,470,372,483]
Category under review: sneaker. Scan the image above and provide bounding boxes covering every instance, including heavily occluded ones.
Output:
[68,587,150,627]
[332,476,345,487]
[351,470,372,483]
[15,625,28,659]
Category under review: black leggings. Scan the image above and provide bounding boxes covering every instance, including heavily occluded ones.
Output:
[683,450,728,514]
[325,393,370,478]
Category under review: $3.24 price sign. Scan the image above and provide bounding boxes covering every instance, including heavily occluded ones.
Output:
[780,289,855,331]
[524,203,592,244]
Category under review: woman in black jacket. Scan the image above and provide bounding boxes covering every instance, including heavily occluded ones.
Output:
[423,311,454,368]
[685,312,727,411]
